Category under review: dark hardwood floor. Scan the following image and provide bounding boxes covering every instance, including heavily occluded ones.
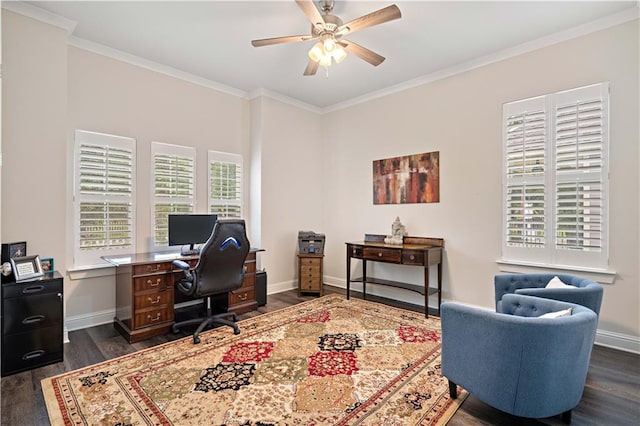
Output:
[2,287,639,425]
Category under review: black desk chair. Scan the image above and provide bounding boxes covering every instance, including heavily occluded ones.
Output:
[172,219,250,344]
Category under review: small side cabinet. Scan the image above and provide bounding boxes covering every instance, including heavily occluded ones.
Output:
[297,253,324,296]
[1,272,64,376]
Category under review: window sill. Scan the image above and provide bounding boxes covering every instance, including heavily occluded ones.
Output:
[67,263,115,280]
[496,259,616,284]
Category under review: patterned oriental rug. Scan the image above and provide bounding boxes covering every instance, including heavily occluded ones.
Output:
[42,295,467,425]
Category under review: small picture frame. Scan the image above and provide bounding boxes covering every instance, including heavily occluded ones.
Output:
[40,257,54,274]
[1,241,27,262]
[10,255,44,282]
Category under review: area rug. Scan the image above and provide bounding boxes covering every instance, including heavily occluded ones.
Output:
[42,294,467,425]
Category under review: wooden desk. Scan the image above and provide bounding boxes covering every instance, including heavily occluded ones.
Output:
[346,236,444,317]
[102,249,262,343]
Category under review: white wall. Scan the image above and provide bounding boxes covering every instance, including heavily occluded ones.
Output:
[2,9,638,351]
[1,10,67,287]
[253,97,324,291]
[322,20,640,346]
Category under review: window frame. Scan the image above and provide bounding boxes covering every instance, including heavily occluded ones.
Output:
[73,130,136,268]
[501,82,609,270]
[208,150,243,219]
[151,142,196,249]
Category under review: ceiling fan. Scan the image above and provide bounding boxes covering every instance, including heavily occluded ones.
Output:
[251,0,401,76]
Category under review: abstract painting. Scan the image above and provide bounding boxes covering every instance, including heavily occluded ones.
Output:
[373,151,440,204]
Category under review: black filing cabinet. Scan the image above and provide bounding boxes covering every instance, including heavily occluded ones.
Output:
[1,272,64,376]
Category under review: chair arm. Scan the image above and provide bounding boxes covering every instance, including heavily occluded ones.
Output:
[172,259,190,270]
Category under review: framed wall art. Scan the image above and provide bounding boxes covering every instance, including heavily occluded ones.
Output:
[373,151,440,204]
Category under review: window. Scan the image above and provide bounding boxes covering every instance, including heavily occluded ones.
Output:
[152,142,196,246]
[73,130,135,267]
[502,83,609,269]
[208,151,242,218]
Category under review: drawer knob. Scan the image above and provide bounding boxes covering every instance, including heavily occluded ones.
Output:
[378,252,383,257]
[353,249,357,255]
[148,313,161,322]
[148,296,161,304]
[410,255,415,260]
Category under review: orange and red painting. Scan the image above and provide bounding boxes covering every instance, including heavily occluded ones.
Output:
[373,151,440,204]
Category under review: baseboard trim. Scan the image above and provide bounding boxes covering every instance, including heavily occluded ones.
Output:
[62,277,640,355]
[324,275,640,355]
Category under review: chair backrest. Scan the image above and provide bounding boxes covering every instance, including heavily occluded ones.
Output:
[192,219,250,298]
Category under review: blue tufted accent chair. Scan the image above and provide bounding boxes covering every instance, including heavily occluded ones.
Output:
[442,294,598,424]
[494,273,603,316]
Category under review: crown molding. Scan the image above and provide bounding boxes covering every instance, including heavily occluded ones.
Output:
[2,0,77,34]
[325,5,639,113]
[68,36,248,100]
[248,88,323,115]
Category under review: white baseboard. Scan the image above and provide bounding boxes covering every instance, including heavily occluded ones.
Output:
[62,276,640,355]
[324,275,640,355]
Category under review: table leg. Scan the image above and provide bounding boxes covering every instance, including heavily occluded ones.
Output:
[362,260,367,300]
[424,266,429,318]
[346,250,351,300]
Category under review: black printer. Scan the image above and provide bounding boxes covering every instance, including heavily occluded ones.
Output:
[298,231,325,254]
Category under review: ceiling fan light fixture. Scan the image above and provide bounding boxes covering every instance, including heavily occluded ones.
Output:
[319,54,332,67]
[323,37,336,53]
[308,42,324,62]
[332,45,347,63]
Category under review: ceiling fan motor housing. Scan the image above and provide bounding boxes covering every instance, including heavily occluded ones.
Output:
[312,14,343,37]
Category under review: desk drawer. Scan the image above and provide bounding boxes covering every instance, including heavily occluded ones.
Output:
[134,262,172,275]
[229,288,255,305]
[134,274,171,292]
[134,290,173,310]
[363,247,401,263]
[349,246,363,258]
[133,307,173,329]
[402,250,424,265]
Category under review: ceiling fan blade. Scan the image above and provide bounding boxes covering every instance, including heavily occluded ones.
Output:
[303,60,319,76]
[339,40,385,66]
[251,34,314,47]
[337,4,401,36]
[295,0,325,28]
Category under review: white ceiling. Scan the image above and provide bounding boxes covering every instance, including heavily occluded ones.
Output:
[14,1,640,110]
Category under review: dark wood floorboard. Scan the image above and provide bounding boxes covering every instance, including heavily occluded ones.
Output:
[2,287,638,425]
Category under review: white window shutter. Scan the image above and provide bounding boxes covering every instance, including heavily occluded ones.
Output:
[208,151,242,219]
[74,130,136,266]
[151,143,196,246]
[502,83,609,269]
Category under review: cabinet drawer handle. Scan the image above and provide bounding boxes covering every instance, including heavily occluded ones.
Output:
[238,293,248,301]
[147,278,161,287]
[22,350,45,360]
[378,252,383,257]
[148,313,161,322]
[148,296,161,304]
[353,249,357,255]
[147,265,160,272]
[22,315,45,325]
[22,285,44,294]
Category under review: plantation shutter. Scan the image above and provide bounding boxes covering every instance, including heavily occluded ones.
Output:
[503,96,548,261]
[502,82,609,268]
[152,143,196,246]
[74,130,136,266]
[208,151,242,219]
[554,84,608,260]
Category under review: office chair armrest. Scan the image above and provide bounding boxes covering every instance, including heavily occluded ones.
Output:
[172,259,190,270]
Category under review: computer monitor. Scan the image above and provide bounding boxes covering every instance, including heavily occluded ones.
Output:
[168,214,218,254]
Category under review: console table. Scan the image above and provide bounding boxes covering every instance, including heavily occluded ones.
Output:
[102,248,262,343]
[346,236,444,317]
